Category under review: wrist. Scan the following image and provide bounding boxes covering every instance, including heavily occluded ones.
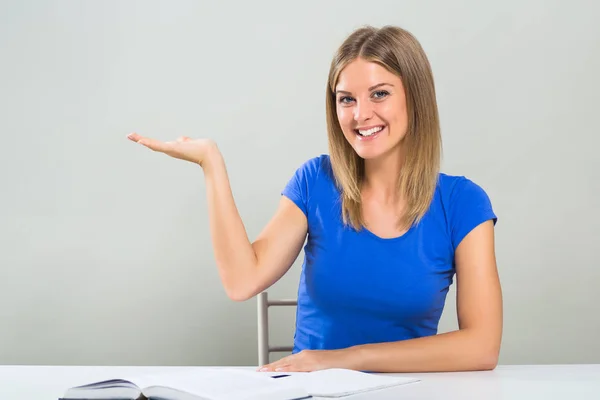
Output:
[200,141,222,173]
[337,345,367,371]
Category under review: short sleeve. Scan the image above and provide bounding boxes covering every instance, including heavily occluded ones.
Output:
[448,177,497,251]
[281,155,323,217]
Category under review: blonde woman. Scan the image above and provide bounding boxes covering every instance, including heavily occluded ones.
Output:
[127,25,502,373]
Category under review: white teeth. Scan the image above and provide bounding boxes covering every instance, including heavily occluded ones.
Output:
[358,126,384,136]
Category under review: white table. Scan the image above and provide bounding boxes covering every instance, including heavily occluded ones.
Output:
[1,364,599,399]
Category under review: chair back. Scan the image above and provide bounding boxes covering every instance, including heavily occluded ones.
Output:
[257,291,297,366]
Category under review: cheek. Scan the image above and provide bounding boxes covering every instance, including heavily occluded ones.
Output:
[336,107,354,133]
[380,102,398,121]
[381,101,407,130]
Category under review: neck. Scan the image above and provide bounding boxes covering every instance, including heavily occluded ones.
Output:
[362,149,405,204]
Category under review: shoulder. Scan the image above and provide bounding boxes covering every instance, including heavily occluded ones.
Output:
[436,173,497,250]
[437,173,491,203]
[289,154,334,187]
[282,154,333,215]
[295,154,331,176]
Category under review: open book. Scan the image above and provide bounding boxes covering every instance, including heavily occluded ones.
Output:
[58,367,419,400]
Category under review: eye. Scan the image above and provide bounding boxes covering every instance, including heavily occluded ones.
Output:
[338,96,355,105]
[372,90,389,99]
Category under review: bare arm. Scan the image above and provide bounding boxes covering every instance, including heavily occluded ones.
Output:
[127,133,308,301]
[203,148,308,301]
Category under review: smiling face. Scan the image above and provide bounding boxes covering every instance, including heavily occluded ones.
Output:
[335,57,409,161]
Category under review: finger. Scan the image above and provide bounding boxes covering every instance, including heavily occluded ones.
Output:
[257,356,291,372]
[257,362,277,371]
[140,138,173,153]
[258,363,291,372]
[176,136,191,142]
[126,132,143,142]
[127,133,172,153]
[273,364,293,372]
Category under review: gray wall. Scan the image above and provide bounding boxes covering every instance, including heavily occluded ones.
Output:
[1,0,598,366]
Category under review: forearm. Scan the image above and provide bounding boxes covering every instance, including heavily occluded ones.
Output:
[346,328,500,373]
[201,147,258,300]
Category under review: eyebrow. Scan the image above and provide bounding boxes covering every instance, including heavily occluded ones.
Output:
[335,82,394,95]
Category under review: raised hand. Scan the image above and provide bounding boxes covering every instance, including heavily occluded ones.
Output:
[126,130,308,310]
[127,132,218,167]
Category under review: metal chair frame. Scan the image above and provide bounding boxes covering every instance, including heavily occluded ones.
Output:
[257,291,297,366]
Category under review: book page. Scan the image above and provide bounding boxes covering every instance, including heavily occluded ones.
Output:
[131,368,307,400]
[261,368,419,397]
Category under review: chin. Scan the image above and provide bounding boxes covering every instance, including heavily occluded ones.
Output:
[352,147,385,160]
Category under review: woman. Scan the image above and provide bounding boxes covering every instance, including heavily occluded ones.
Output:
[127,25,502,373]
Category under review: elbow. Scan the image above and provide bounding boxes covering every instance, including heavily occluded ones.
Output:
[476,353,498,371]
[226,292,248,302]
[219,261,261,302]
[473,344,500,371]
[466,327,501,371]
[225,286,254,302]
[219,272,255,302]
[223,279,260,302]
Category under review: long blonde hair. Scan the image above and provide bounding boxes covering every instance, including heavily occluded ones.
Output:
[325,25,442,232]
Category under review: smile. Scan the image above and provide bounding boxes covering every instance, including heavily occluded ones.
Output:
[354,125,386,140]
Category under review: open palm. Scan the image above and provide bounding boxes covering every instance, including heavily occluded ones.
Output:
[127,132,217,166]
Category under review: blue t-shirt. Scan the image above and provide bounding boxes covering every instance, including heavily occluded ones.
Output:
[281,154,497,353]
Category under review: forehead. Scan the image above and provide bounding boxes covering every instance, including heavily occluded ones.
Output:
[335,58,401,91]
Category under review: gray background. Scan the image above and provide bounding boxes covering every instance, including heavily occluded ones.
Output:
[1,0,598,366]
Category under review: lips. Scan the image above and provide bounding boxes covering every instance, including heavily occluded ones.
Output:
[354,125,386,140]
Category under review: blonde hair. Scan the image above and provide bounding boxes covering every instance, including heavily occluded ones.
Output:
[325,25,442,232]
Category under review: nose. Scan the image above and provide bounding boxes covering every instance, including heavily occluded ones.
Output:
[353,100,374,122]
